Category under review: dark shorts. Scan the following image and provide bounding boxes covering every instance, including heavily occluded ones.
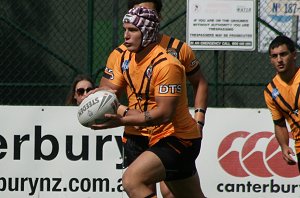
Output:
[122,133,202,181]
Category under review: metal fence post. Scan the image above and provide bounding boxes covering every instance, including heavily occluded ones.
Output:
[87,0,94,76]
[112,0,120,49]
[214,50,219,106]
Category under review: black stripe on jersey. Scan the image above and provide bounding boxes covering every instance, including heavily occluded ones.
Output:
[115,47,124,54]
[153,57,167,66]
[270,81,294,113]
[167,37,182,59]
[120,51,136,94]
[152,52,164,62]
[120,51,126,71]
[141,52,165,111]
[103,73,111,79]
[167,37,175,49]
[265,86,287,116]
[136,53,164,102]
[294,83,300,111]
[167,37,183,55]
[176,41,184,54]
[143,57,167,111]
[273,117,286,125]
[124,53,136,93]
[186,64,200,76]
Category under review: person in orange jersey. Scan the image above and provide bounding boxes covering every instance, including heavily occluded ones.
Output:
[90,7,206,198]
[264,35,300,172]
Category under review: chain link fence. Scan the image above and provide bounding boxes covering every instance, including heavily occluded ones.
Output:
[0,0,299,107]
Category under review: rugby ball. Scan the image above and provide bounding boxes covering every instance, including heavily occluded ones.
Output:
[77,90,119,127]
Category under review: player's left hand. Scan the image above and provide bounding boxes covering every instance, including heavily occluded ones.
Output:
[90,114,122,130]
[282,146,297,165]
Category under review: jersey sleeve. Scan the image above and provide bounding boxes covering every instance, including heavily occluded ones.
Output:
[264,87,284,122]
[106,50,119,70]
[104,55,127,88]
[178,43,200,75]
[103,45,127,87]
[154,61,185,97]
[103,44,127,80]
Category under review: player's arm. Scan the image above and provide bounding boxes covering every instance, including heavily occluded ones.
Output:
[263,87,296,164]
[182,44,208,132]
[99,78,113,90]
[274,120,296,164]
[123,96,178,126]
[91,95,179,130]
[188,69,208,129]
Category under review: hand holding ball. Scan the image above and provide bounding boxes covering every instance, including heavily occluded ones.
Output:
[77,90,119,127]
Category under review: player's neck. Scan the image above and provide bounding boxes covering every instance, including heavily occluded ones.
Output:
[157,33,163,43]
[279,66,299,83]
[135,41,158,63]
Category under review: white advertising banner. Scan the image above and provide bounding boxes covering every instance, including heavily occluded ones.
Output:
[0,106,299,198]
[0,106,124,198]
[186,0,256,51]
[202,108,299,198]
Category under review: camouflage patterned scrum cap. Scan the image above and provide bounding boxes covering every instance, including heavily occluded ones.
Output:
[123,7,160,47]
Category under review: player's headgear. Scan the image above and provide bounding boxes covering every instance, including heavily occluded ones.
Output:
[123,7,159,47]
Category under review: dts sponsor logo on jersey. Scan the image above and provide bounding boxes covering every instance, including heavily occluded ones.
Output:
[159,84,181,94]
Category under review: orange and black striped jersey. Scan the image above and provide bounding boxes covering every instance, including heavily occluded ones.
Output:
[104,34,200,80]
[106,44,199,146]
[264,69,300,153]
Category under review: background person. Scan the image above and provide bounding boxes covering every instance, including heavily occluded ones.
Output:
[65,74,95,105]
[92,7,206,198]
[264,35,300,172]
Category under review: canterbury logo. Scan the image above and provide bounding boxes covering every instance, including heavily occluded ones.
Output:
[218,131,299,178]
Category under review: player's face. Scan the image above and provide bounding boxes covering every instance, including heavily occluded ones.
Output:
[123,23,142,52]
[269,44,296,74]
[74,80,94,105]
